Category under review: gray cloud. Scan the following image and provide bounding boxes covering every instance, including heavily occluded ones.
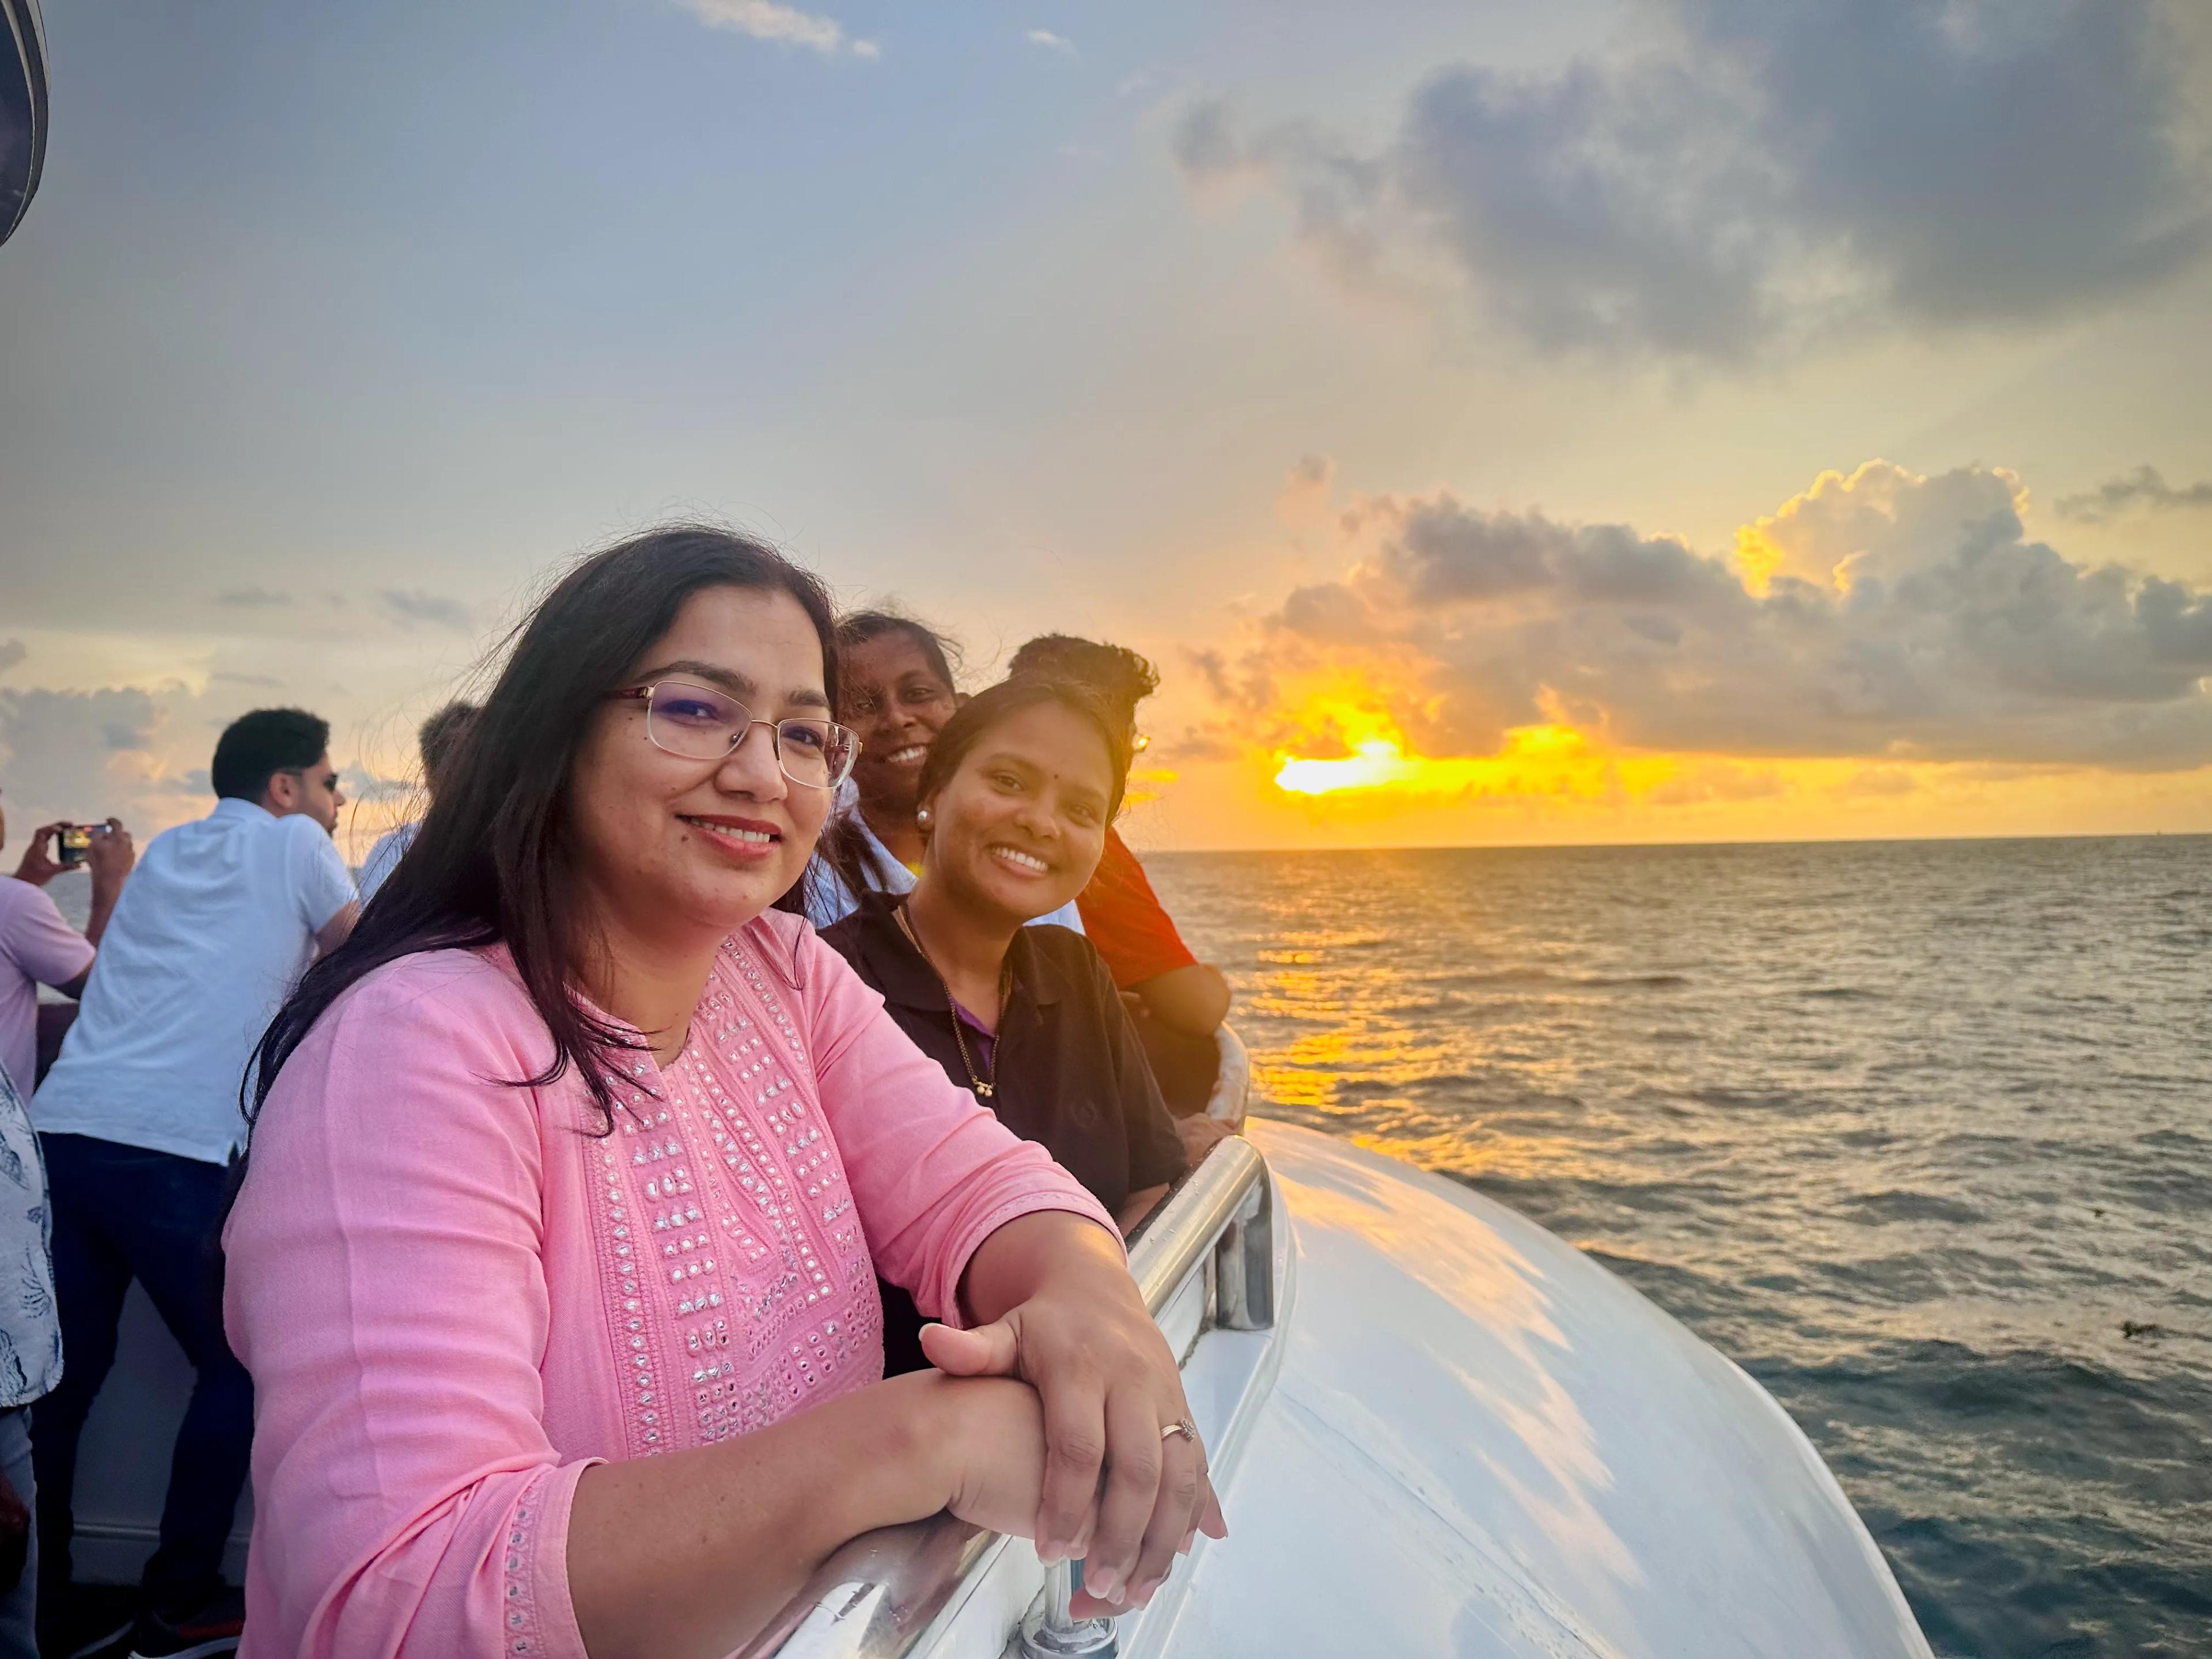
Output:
[0,686,176,828]
[1206,459,2212,770]
[215,586,294,608]
[2055,464,2212,525]
[377,589,475,631]
[0,641,24,676]
[1173,0,2211,358]
[342,764,416,804]
[211,670,286,688]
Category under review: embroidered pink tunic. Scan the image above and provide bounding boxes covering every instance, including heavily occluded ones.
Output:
[223,912,1117,1659]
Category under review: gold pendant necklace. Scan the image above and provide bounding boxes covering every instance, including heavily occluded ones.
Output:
[895,903,1008,1103]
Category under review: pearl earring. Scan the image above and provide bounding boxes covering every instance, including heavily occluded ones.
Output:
[915,806,933,828]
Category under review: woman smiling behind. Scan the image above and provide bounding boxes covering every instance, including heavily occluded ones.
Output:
[806,612,1082,932]
[822,677,1187,1289]
[224,530,1221,1659]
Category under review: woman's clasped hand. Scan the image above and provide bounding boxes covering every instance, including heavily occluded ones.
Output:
[925,1210,1227,1611]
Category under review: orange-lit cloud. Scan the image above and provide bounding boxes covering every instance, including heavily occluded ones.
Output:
[1131,454,2212,846]
[1183,456,2212,787]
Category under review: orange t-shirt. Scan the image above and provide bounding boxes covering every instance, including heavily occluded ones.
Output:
[1076,828,1199,990]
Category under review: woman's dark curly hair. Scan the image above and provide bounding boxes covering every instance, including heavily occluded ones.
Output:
[1005,634,1159,729]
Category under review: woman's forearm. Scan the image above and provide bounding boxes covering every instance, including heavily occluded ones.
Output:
[1132,964,1231,1036]
[84,887,120,948]
[957,1208,1128,1326]
[567,1371,959,1659]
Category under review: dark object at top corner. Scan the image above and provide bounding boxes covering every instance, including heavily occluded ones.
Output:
[1,0,49,249]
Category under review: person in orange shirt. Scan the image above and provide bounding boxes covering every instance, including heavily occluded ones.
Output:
[1006,637,1236,1160]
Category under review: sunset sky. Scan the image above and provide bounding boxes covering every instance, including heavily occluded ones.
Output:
[5,0,2212,856]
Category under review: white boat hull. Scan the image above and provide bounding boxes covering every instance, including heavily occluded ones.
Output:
[1126,1119,1930,1658]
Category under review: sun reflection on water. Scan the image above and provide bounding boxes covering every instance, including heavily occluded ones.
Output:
[1149,840,2212,1658]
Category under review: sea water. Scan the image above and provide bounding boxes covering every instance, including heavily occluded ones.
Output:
[1147,836,2211,1659]
[43,836,2205,1651]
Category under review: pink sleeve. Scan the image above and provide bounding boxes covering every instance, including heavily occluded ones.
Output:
[223,955,596,1659]
[789,922,1120,1325]
[0,884,95,987]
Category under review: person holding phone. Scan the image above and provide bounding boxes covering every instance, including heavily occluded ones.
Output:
[0,793,128,1656]
[0,787,134,1101]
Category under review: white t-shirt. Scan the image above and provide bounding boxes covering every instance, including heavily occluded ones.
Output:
[357,820,418,903]
[0,878,96,1101]
[33,798,356,1164]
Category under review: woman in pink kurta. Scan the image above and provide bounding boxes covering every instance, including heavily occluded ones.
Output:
[225,529,1222,1659]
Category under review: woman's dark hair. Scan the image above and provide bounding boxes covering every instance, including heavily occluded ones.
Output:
[916,675,1134,821]
[1005,635,1159,728]
[833,609,960,702]
[211,708,331,801]
[246,526,840,1135]
[416,700,480,790]
[810,609,964,907]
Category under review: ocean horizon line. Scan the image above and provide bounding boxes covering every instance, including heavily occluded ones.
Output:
[1138,827,2212,857]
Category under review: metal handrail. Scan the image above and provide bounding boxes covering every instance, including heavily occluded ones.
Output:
[735,1135,1272,1659]
[1128,1137,1266,1318]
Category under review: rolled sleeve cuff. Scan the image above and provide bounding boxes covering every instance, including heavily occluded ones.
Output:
[516,1458,603,1659]
[926,1188,1123,1331]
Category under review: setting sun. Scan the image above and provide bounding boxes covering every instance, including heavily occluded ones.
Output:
[1272,721,1676,802]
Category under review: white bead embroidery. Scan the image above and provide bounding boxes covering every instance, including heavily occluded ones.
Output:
[585,932,878,1458]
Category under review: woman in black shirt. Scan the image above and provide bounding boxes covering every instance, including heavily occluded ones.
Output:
[821,675,1187,1232]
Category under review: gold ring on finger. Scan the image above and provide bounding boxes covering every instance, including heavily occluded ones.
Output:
[1160,1416,1197,1443]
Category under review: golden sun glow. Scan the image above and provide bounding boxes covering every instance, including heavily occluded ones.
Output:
[1274,721,1676,801]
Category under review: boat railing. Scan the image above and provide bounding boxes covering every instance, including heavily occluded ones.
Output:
[734,1133,1276,1659]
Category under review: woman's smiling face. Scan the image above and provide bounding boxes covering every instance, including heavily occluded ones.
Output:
[921,699,1113,927]
[567,584,834,945]
[840,630,957,819]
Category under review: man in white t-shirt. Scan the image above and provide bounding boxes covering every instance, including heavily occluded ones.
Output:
[0,789,134,1101]
[29,709,358,1657]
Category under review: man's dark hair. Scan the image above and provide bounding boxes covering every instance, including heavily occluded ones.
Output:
[246,525,840,1137]
[1006,635,1160,728]
[417,701,480,789]
[211,709,331,803]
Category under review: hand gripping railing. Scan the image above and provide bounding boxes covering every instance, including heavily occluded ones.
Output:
[733,1134,1274,1659]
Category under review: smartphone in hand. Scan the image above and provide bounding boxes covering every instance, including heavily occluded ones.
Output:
[51,824,97,868]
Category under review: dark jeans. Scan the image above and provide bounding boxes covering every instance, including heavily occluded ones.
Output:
[31,1134,250,1614]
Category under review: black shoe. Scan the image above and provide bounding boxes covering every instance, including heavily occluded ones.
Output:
[37,1583,141,1659]
[121,1588,243,1659]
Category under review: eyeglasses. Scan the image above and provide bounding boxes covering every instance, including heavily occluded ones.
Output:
[608,680,861,789]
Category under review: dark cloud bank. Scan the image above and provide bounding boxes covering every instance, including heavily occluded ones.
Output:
[1175,0,2211,358]
[2056,465,2212,525]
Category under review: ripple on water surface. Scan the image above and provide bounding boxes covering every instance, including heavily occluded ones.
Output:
[1147,836,2212,1659]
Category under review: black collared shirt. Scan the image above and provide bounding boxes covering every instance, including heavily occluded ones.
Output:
[822,894,1188,1217]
